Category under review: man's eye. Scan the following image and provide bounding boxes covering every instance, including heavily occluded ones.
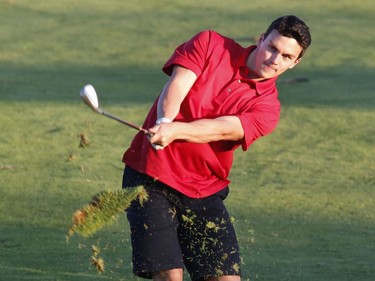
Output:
[269,46,277,51]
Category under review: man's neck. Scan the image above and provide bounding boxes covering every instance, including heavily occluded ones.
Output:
[245,48,265,81]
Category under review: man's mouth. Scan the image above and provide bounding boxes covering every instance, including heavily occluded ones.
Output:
[264,63,276,72]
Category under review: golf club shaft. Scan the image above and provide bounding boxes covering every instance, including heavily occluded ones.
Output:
[100,109,148,134]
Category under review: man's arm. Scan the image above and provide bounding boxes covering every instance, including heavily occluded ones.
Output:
[176,116,244,142]
[148,116,244,148]
[151,65,244,148]
[157,65,197,121]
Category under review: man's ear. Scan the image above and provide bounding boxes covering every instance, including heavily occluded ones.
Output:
[257,33,265,46]
[289,58,302,69]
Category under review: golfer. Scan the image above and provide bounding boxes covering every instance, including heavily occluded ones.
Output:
[122,15,311,281]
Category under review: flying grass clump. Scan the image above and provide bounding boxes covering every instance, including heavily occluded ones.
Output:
[78,132,90,148]
[91,245,105,274]
[67,186,148,239]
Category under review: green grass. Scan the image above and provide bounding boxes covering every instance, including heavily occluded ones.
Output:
[0,0,374,280]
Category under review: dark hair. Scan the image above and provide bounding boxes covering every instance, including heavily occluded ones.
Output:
[265,15,311,59]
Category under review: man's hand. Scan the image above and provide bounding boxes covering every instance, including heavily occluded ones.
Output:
[148,121,176,150]
[148,118,172,150]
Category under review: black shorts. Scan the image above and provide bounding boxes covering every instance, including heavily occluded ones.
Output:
[122,166,241,281]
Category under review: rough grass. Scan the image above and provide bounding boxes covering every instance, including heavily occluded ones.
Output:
[0,0,374,280]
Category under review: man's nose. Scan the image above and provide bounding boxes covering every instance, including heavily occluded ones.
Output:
[270,53,281,65]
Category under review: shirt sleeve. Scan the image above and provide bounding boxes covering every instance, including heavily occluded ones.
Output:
[162,30,213,77]
[237,99,280,151]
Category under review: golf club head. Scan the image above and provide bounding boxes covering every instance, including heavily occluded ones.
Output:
[80,84,101,113]
[79,84,149,135]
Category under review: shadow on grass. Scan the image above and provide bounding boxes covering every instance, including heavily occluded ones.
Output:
[234,211,375,281]
[0,213,373,281]
[0,63,374,110]
[278,63,374,110]
[0,63,166,105]
[0,222,134,281]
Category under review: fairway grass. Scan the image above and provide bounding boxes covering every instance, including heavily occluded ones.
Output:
[1,0,374,280]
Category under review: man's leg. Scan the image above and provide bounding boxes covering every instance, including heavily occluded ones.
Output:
[122,167,185,279]
[153,269,184,281]
[178,187,242,281]
[205,276,241,281]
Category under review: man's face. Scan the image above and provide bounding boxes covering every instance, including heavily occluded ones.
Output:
[252,29,303,79]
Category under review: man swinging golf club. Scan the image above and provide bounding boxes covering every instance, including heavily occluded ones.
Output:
[122,15,311,281]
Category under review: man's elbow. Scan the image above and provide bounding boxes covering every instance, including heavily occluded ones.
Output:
[216,117,244,141]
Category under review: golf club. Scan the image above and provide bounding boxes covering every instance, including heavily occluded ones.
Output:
[80,84,149,134]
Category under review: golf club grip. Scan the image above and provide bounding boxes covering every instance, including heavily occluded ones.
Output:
[101,110,148,134]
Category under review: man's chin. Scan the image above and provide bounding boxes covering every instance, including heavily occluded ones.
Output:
[259,71,276,80]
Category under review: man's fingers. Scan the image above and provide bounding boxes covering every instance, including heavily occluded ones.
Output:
[148,134,164,150]
[152,144,164,150]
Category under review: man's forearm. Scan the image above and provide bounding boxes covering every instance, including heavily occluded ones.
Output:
[172,116,244,143]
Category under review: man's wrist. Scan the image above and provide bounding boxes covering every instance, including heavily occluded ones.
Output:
[156,117,172,125]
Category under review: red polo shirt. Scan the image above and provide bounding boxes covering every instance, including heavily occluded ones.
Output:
[123,30,280,198]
